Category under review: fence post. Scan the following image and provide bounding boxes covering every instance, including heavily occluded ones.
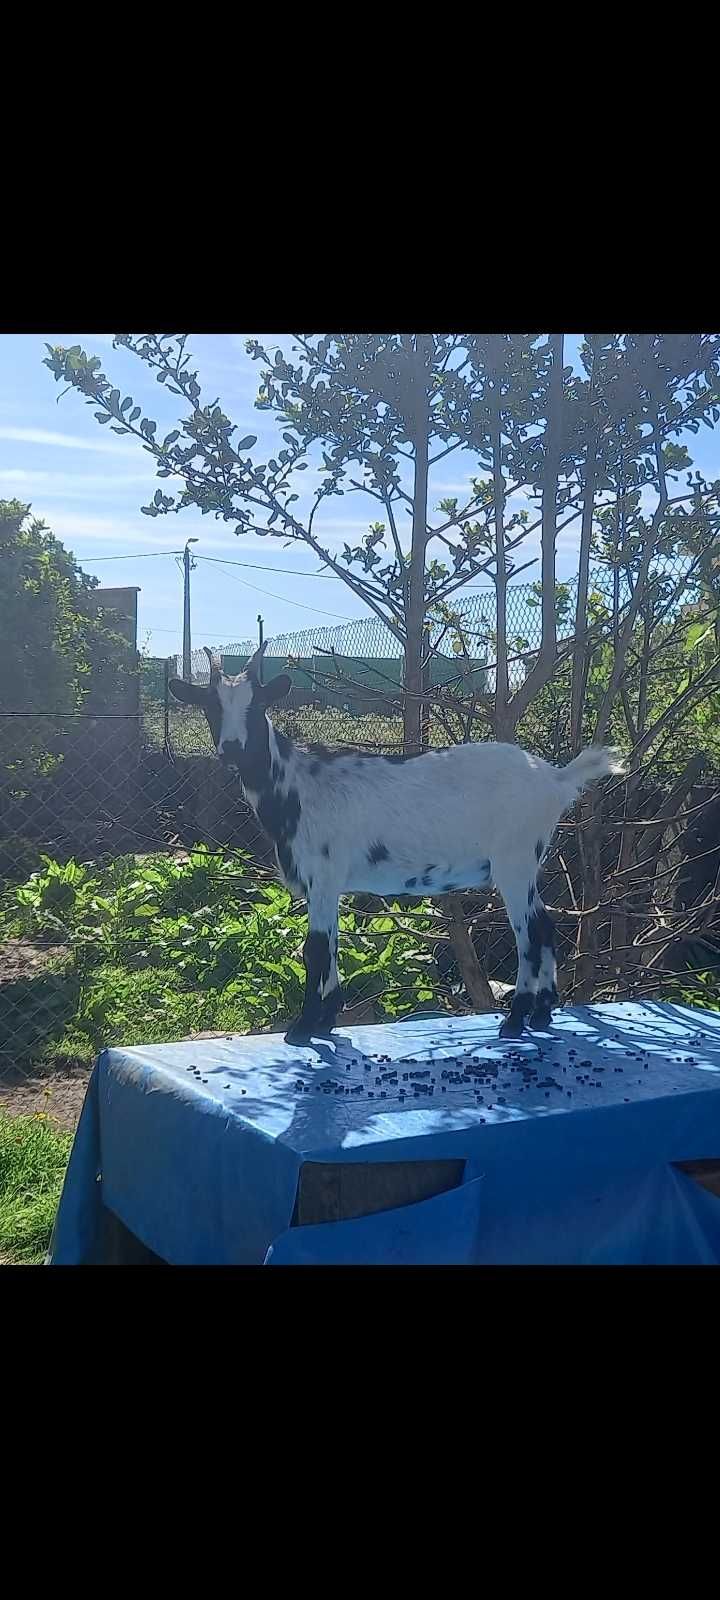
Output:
[163,658,171,758]
[421,623,431,751]
[257,614,264,684]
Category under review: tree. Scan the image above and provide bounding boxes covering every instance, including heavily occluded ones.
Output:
[0,499,134,782]
[43,335,557,750]
[42,335,720,1013]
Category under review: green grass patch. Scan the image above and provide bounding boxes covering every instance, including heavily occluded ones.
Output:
[0,1110,72,1265]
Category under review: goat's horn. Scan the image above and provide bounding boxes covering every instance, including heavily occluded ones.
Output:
[203,645,222,677]
[246,639,267,680]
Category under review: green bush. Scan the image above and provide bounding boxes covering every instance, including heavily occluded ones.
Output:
[0,849,446,1066]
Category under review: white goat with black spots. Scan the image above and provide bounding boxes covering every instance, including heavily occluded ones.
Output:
[170,645,624,1044]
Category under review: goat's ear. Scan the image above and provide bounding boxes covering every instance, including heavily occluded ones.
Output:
[259,673,291,707]
[169,677,206,706]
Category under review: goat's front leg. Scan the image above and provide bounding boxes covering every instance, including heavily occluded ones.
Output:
[497,872,559,1039]
[284,890,342,1045]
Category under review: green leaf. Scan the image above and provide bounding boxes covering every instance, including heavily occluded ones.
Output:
[130,407,141,423]
[236,435,257,451]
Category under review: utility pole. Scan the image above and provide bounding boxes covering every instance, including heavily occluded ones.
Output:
[182,539,199,681]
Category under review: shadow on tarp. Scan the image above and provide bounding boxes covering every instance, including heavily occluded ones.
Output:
[47,1001,720,1265]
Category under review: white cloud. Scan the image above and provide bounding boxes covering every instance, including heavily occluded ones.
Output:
[0,425,135,455]
[35,508,186,546]
[431,479,481,496]
[31,508,232,553]
[0,466,156,498]
[31,505,338,559]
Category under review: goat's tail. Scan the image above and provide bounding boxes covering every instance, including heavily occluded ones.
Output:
[555,745,625,797]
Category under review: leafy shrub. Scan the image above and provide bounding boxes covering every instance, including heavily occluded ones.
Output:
[0,849,447,1064]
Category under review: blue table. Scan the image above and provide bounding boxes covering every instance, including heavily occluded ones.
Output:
[48,1002,720,1265]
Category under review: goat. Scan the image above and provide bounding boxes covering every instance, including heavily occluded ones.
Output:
[170,644,624,1045]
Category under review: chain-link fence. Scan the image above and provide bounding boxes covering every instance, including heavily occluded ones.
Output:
[161,558,720,776]
[163,573,584,758]
[168,578,566,752]
[2,557,719,1100]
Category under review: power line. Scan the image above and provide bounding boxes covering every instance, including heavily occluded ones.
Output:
[81,548,338,578]
[204,563,356,621]
[145,627,233,638]
[197,553,337,578]
[196,553,498,593]
[80,550,512,601]
[82,550,185,561]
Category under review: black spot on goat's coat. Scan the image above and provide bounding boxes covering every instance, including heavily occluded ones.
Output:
[305,929,331,987]
[527,904,556,978]
[367,841,389,865]
[321,843,330,858]
[258,784,301,847]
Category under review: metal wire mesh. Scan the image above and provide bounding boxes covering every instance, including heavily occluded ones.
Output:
[170,577,570,753]
[2,553,719,1090]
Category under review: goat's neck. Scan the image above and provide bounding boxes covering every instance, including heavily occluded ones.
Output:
[237,705,294,806]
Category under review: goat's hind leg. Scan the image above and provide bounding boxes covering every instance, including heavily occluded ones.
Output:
[526,896,558,1030]
[496,869,542,1040]
[315,919,343,1036]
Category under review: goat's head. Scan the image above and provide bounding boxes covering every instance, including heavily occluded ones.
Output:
[169,643,291,769]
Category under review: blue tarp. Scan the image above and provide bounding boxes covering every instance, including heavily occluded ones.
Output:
[47,1002,720,1265]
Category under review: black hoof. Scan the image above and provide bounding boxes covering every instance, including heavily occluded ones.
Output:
[284,1021,312,1045]
[318,987,343,1033]
[499,1017,525,1040]
[528,988,558,1030]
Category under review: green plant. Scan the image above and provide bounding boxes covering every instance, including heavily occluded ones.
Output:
[661,970,720,1012]
[0,850,448,1068]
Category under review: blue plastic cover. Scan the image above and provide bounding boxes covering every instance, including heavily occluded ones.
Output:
[48,1002,720,1265]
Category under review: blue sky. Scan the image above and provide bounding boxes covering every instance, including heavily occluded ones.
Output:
[1,333,718,660]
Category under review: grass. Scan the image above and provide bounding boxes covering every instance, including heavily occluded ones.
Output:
[144,698,416,756]
[0,1109,72,1265]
